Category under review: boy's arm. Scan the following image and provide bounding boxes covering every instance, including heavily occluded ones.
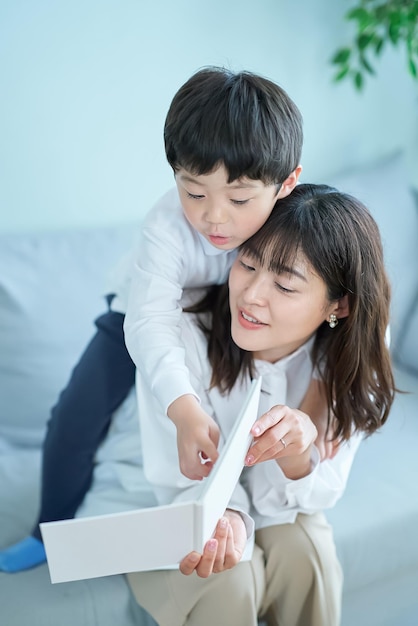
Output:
[124,214,196,412]
[124,190,231,478]
[137,313,225,500]
[299,378,339,460]
[124,190,232,413]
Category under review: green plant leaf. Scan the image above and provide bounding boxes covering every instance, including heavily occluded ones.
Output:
[347,7,374,30]
[374,36,385,55]
[330,0,418,90]
[375,4,390,22]
[331,48,351,64]
[354,71,364,90]
[360,54,376,74]
[334,65,351,81]
[346,7,369,22]
[389,21,401,44]
[357,32,376,50]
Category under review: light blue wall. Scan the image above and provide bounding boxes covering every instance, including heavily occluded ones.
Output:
[0,0,417,233]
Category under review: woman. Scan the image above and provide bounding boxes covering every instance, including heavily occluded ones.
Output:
[126,183,394,626]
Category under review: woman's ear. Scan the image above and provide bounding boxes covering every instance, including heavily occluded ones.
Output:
[333,294,350,320]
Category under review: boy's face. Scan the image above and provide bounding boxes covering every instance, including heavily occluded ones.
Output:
[175,165,300,251]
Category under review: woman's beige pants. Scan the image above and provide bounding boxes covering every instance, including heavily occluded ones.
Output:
[127,512,343,626]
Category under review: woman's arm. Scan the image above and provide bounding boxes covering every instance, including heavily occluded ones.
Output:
[245,428,362,519]
[243,401,363,516]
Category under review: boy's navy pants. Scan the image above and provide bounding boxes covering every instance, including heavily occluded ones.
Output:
[32,304,135,540]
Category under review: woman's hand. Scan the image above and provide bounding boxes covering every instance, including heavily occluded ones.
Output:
[179,510,246,578]
[245,405,318,479]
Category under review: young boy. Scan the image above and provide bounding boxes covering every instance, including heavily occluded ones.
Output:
[122,66,303,480]
[1,66,328,574]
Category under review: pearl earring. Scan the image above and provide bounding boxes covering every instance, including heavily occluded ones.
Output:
[329,314,338,329]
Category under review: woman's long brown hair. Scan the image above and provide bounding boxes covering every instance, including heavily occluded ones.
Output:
[186,184,395,441]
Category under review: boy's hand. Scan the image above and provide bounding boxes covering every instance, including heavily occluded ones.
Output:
[179,510,246,578]
[167,395,220,480]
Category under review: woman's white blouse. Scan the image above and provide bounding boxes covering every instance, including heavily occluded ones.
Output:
[137,309,363,534]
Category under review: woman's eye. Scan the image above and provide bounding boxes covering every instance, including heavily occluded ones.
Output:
[239,260,255,272]
[275,282,294,294]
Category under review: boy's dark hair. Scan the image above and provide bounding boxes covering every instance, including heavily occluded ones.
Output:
[164,66,303,185]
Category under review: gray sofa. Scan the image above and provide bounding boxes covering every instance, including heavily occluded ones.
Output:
[1,152,417,626]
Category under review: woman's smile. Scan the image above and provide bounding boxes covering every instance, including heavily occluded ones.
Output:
[238,308,267,329]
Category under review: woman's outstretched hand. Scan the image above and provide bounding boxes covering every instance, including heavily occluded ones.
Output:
[179,510,246,578]
[245,405,318,479]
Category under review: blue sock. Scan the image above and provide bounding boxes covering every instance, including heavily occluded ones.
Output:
[0,536,46,572]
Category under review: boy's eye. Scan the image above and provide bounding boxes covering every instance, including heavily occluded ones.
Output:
[231,199,249,205]
[187,192,205,200]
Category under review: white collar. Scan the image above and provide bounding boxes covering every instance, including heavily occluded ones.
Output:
[254,335,315,377]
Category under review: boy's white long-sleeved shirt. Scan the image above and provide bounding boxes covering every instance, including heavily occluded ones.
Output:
[137,308,363,534]
[120,187,237,414]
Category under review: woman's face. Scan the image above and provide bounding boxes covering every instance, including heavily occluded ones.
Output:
[228,251,338,363]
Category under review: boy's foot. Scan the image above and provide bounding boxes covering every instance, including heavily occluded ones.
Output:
[0,536,46,572]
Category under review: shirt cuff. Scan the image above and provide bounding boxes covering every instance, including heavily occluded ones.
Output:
[152,370,201,415]
[227,507,255,562]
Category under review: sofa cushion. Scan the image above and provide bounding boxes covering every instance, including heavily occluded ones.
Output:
[326,367,418,594]
[0,564,156,626]
[392,186,418,375]
[0,225,136,448]
[326,151,418,366]
[394,286,418,376]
